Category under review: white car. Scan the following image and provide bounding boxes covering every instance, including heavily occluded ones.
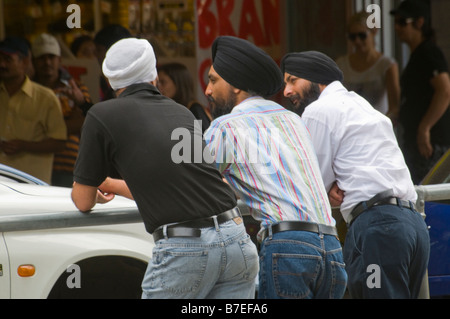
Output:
[0,164,154,299]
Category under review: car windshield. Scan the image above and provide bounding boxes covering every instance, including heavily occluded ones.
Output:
[0,164,48,185]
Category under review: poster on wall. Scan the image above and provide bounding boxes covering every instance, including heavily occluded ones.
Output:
[195,0,282,105]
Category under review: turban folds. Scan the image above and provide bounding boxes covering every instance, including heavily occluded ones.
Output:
[103,38,157,90]
[281,51,343,85]
[212,36,283,97]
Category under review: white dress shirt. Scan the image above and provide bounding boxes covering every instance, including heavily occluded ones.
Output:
[302,81,417,221]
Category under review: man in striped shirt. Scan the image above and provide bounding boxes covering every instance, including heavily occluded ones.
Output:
[32,33,93,187]
[203,36,347,299]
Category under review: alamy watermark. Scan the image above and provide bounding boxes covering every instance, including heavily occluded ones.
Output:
[66,264,81,289]
[66,4,81,29]
[367,264,381,289]
[366,4,381,29]
[171,120,283,175]
[64,3,382,30]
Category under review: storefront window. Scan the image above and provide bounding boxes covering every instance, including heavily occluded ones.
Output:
[1,0,196,58]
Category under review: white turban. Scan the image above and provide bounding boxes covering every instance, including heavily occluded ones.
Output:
[102,38,157,90]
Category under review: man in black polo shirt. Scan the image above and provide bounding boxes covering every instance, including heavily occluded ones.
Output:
[71,38,258,299]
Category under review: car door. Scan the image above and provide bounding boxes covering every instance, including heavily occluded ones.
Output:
[0,233,10,298]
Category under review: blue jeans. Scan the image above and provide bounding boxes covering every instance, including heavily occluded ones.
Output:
[258,227,347,299]
[141,220,259,299]
[344,204,430,298]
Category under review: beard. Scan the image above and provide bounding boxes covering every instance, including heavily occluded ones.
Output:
[208,90,237,119]
[289,82,322,116]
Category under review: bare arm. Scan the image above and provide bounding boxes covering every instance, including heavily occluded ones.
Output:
[417,72,450,159]
[385,63,401,121]
[0,138,66,155]
[71,181,115,213]
[98,177,134,200]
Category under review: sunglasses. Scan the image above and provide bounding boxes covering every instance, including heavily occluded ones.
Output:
[348,32,368,41]
[395,17,414,26]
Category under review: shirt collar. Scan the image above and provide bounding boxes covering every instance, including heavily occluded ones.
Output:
[0,76,33,97]
[232,96,265,113]
[21,77,33,97]
[318,81,347,100]
[118,82,161,98]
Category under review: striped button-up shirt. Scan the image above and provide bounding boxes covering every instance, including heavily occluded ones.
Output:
[204,97,334,229]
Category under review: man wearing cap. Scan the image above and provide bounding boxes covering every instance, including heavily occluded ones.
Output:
[391,0,450,184]
[281,50,430,298]
[71,38,258,299]
[32,33,93,187]
[0,36,67,184]
[203,36,346,299]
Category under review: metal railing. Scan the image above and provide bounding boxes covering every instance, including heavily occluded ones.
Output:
[415,184,450,214]
[2,184,450,298]
[0,207,142,232]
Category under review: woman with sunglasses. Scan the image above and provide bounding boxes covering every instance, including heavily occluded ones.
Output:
[391,0,450,184]
[336,11,400,119]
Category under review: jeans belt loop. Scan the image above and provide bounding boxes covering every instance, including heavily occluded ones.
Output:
[213,215,220,231]
[268,224,273,240]
[317,224,324,239]
[163,225,168,240]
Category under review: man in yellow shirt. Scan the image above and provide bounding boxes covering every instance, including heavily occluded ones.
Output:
[0,37,67,184]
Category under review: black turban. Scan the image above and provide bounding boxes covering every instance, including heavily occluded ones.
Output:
[281,51,343,85]
[212,36,283,97]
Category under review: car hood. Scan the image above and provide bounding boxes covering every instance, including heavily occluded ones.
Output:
[0,182,137,216]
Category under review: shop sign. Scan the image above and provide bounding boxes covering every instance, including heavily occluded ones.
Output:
[62,59,101,104]
[195,0,282,102]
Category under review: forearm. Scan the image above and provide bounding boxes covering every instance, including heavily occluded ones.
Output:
[0,138,66,155]
[24,139,66,152]
[385,64,400,120]
[418,92,450,133]
[419,73,450,133]
[99,177,134,200]
[71,182,98,213]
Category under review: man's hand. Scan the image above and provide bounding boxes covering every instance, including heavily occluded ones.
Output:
[99,177,134,200]
[57,78,86,106]
[328,182,344,207]
[0,139,23,155]
[417,128,433,159]
[96,189,115,204]
[72,182,114,213]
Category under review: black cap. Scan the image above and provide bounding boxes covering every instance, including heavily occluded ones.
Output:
[0,36,30,56]
[390,0,430,19]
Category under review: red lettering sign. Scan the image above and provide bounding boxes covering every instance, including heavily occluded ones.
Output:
[197,0,217,49]
[195,0,282,100]
[238,0,265,46]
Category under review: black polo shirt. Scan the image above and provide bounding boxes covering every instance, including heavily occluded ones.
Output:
[74,83,237,233]
[400,40,450,146]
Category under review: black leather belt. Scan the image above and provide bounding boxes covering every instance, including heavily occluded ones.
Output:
[347,189,416,226]
[152,207,241,242]
[261,221,338,242]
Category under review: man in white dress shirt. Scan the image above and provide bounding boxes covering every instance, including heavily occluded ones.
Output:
[281,51,430,299]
